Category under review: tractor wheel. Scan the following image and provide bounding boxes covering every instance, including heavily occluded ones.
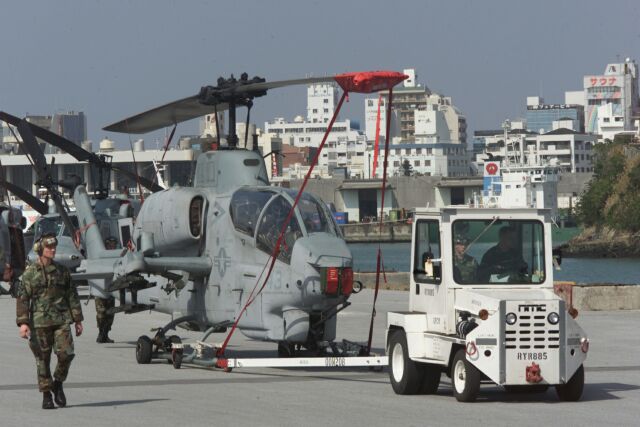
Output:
[136,335,153,364]
[451,348,481,402]
[388,330,424,394]
[420,363,442,394]
[556,365,584,401]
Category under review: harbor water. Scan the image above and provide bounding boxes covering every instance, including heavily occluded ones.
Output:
[348,242,640,285]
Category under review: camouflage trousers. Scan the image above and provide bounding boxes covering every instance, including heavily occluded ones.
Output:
[28,325,75,392]
[95,297,115,330]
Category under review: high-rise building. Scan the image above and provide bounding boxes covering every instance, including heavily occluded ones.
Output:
[583,59,639,136]
[374,68,467,146]
[51,111,87,144]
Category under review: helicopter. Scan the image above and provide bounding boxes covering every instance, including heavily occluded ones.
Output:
[50,71,408,363]
[0,111,167,272]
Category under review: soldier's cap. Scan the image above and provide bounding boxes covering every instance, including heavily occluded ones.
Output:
[454,235,469,245]
[39,232,58,248]
[105,236,118,244]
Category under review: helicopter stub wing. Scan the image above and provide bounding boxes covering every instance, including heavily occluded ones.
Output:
[104,96,230,134]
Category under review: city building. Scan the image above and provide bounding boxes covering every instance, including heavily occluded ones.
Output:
[2,111,87,154]
[475,122,595,174]
[0,139,196,200]
[374,68,467,146]
[583,58,640,138]
[525,96,584,134]
[264,82,367,178]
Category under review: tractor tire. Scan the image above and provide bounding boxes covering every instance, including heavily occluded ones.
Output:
[420,363,442,394]
[136,335,153,364]
[556,364,584,401]
[388,330,424,395]
[451,348,481,402]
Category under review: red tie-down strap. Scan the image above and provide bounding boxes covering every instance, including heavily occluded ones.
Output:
[333,71,408,94]
[216,71,408,360]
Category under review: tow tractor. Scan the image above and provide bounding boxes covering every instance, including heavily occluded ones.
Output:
[386,207,588,402]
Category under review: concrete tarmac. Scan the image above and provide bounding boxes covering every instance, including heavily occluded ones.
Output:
[0,290,639,426]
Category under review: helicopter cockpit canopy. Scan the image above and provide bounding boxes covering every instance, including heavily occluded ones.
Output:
[34,214,79,241]
[230,188,339,263]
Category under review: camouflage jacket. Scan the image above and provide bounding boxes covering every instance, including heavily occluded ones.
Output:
[16,261,83,328]
[454,253,478,283]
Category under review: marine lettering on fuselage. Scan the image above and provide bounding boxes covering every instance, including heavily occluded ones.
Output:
[214,247,232,277]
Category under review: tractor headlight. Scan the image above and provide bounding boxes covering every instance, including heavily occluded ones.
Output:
[547,312,559,325]
[505,312,517,325]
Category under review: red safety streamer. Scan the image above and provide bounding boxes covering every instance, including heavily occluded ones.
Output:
[372,94,382,177]
[366,88,394,355]
[216,91,349,358]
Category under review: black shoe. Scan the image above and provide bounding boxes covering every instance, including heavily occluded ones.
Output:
[42,392,55,410]
[97,328,114,344]
[52,380,66,407]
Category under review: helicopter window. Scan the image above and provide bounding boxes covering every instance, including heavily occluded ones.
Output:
[189,196,204,237]
[61,216,80,237]
[256,196,302,264]
[34,217,61,240]
[230,190,274,236]
[294,193,337,235]
[243,159,260,166]
[452,219,545,285]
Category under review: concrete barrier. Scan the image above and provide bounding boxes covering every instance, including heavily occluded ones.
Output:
[353,272,640,310]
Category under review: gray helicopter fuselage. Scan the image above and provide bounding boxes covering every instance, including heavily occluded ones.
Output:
[78,149,354,346]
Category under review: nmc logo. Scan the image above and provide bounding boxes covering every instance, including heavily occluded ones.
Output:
[518,304,546,312]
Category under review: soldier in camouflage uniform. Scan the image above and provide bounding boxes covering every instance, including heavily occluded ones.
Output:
[16,232,83,409]
[95,237,117,343]
[453,235,478,283]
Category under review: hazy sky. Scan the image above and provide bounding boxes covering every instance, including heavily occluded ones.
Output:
[1,0,639,148]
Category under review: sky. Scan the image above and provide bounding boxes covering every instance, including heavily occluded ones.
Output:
[1,0,639,149]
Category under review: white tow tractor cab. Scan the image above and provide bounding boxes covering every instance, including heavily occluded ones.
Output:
[386,207,588,402]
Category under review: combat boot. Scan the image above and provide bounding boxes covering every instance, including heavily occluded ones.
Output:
[102,329,114,343]
[52,380,66,407]
[97,327,114,344]
[42,391,55,409]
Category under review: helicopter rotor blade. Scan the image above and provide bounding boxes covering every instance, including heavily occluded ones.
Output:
[1,111,161,193]
[103,97,229,134]
[112,166,164,193]
[0,111,102,164]
[17,120,49,177]
[102,75,335,134]
[14,120,77,235]
[0,181,48,215]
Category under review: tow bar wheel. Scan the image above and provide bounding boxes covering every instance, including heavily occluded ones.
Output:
[388,330,423,394]
[136,335,153,364]
[451,348,481,402]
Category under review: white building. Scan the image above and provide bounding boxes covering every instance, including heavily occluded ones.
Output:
[264,83,367,178]
[583,58,640,138]
[476,124,596,174]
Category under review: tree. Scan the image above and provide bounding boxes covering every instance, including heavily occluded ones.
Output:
[401,159,414,176]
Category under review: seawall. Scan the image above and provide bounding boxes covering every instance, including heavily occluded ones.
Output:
[353,272,640,311]
[340,222,411,243]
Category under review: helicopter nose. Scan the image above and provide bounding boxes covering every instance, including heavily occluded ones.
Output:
[294,234,352,267]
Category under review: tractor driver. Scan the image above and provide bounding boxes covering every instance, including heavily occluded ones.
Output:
[478,226,528,282]
[452,236,478,283]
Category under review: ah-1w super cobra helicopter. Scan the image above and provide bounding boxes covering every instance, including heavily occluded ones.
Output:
[69,71,406,365]
[0,111,167,273]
